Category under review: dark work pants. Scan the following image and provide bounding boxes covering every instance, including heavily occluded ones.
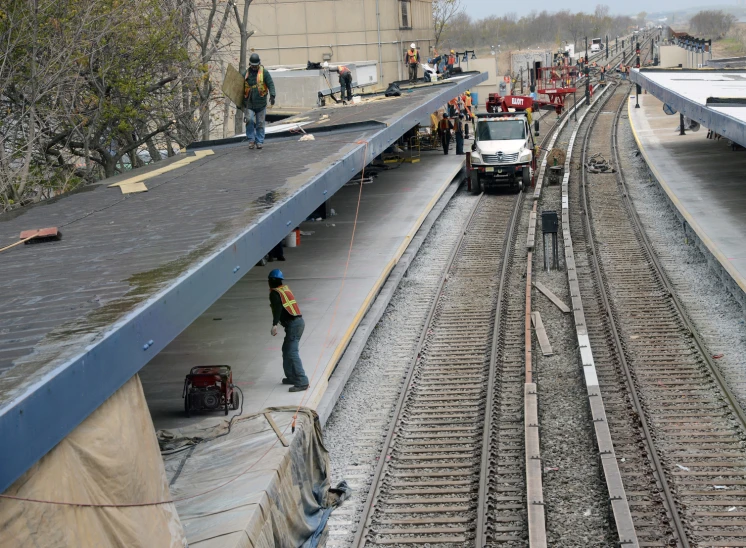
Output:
[440,133,450,154]
[455,132,464,155]
[282,317,308,387]
[339,72,352,101]
[408,63,418,82]
[270,242,284,260]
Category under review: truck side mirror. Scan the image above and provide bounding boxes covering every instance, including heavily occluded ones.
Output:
[534,120,540,136]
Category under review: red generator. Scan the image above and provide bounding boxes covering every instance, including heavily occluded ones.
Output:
[183,365,240,417]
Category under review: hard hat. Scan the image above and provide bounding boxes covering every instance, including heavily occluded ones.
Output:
[450,49,455,54]
[323,61,329,68]
[249,52,261,66]
[465,90,471,96]
[410,43,416,49]
[268,269,284,280]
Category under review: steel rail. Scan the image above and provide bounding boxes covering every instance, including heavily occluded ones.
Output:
[475,178,524,546]
[580,84,689,547]
[350,188,491,547]
[611,86,746,438]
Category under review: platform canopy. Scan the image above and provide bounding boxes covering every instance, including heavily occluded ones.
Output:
[0,71,487,492]
[631,68,746,148]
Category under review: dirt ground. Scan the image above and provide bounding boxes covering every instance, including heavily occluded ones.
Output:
[711,22,746,58]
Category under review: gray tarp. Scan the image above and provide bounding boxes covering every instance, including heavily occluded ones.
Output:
[161,407,336,548]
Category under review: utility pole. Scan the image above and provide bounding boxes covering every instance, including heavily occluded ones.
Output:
[585,66,590,103]
[585,36,588,63]
[636,42,641,68]
[606,36,609,60]
[616,36,618,53]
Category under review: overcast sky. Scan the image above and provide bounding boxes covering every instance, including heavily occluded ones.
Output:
[463,0,716,19]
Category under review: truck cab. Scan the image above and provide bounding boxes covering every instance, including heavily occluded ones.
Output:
[590,38,603,53]
[468,112,536,193]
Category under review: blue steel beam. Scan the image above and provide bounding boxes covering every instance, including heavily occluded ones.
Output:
[630,69,746,148]
[0,72,487,492]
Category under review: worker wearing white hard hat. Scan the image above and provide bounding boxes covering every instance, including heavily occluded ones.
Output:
[405,43,420,83]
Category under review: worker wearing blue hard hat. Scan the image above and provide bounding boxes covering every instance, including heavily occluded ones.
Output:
[268,269,309,392]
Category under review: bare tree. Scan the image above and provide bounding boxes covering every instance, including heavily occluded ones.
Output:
[690,10,736,38]
[188,0,232,140]
[231,0,255,135]
[433,0,463,49]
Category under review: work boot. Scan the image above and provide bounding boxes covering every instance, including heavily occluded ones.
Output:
[256,142,263,150]
[248,141,255,149]
[289,385,308,392]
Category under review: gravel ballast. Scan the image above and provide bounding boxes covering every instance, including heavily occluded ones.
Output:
[618,116,746,412]
[322,187,478,547]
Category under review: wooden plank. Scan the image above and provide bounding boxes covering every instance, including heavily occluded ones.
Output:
[263,412,289,447]
[118,182,148,194]
[533,281,571,314]
[221,64,245,108]
[531,312,553,356]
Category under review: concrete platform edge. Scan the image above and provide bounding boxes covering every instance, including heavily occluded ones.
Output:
[627,98,746,313]
[316,163,465,426]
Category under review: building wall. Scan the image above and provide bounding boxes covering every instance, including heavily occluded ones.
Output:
[230,0,435,88]
[659,45,688,68]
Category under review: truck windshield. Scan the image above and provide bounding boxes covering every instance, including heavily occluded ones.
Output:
[477,120,526,141]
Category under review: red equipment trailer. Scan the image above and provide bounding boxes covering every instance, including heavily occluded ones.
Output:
[536,65,578,114]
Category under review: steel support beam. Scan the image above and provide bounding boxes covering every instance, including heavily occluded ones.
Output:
[0,72,488,492]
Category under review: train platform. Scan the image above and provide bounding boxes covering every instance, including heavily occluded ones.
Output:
[141,150,465,431]
[628,93,746,308]
[0,71,484,492]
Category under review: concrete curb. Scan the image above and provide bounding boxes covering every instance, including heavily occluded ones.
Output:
[316,171,464,426]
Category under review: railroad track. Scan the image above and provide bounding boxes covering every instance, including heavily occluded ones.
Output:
[573,75,746,546]
[331,34,656,548]
[350,191,522,547]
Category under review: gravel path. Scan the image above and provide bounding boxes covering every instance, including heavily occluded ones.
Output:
[322,187,478,547]
[618,115,746,413]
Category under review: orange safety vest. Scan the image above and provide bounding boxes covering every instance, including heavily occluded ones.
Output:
[272,285,301,316]
[338,65,350,75]
[447,54,456,65]
[438,118,450,131]
[406,49,418,64]
[244,66,268,98]
[448,97,458,106]
[464,96,472,107]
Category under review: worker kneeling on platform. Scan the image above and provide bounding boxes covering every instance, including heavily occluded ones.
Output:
[268,269,309,392]
[243,53,276,150]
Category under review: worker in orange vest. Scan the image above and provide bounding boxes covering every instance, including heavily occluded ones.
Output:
[447,96,458,117]
[268,269,308,392]
[337,64,353,102]
[446,50,456,73]
[405,43,420,83]
[463,91,473,138]
[438,113,453,155]
[463,91,473,117]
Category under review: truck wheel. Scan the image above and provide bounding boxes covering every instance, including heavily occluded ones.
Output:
[470,171,481,195]
[522,166,531,190]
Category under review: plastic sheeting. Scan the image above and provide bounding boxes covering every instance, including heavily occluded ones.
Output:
[0,375,186,547]
[161,407,338,548]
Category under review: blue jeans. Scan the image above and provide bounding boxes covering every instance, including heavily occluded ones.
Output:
[282,317,308,387]
[246,107,266,144]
